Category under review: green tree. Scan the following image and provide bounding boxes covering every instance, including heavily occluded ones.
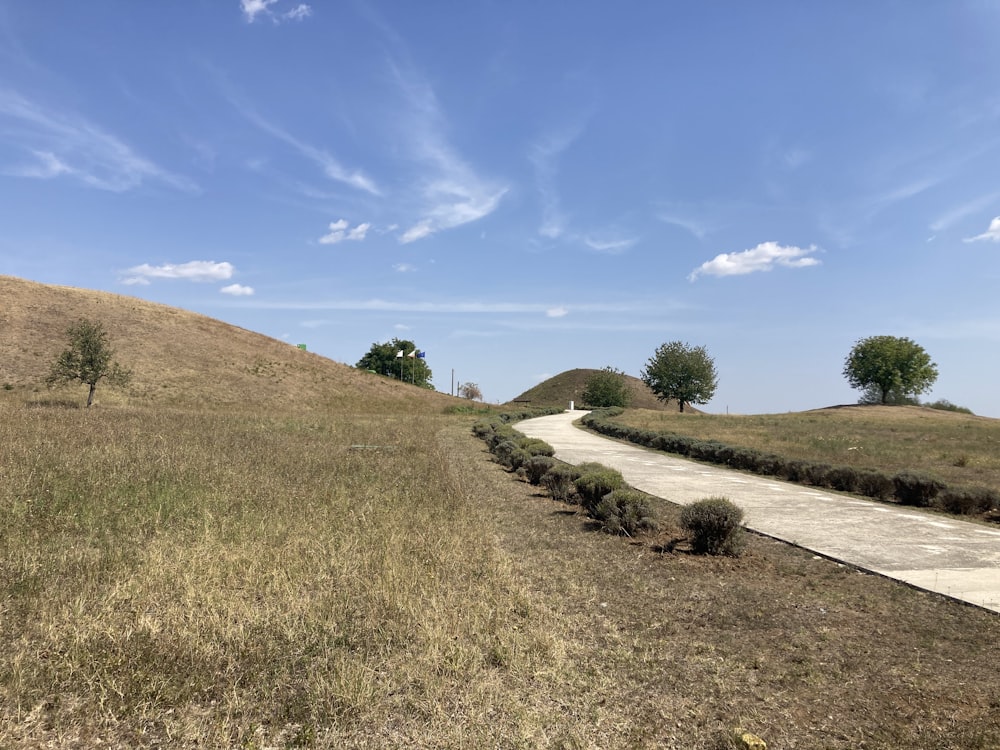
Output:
[356,338,433,388]
[641,341,718,413]
[47,319,132,407]
[843,335,937,405]
[582,366,632,408]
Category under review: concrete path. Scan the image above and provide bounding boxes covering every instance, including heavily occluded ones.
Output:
[518,410,1000,614]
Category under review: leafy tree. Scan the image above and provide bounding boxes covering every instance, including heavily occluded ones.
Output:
[458,382,483,400]
[582,366,632,408]
[843,335,937,405]
[47,319,132,407]
[356,338,433,388]
[641,341,718,413]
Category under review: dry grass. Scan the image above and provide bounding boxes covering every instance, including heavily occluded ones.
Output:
[0,274,454,413]
[4,275,1000,748]
[0,399,563,748]
[508,368,687,411]
[453,427,1000,749]
[614,405,1000,492]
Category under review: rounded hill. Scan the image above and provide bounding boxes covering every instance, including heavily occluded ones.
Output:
[0,275,456,413]
[507,368,689,411]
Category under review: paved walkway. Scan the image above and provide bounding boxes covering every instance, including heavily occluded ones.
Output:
[518,411,1000,614]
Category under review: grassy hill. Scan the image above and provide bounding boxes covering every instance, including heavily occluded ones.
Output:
[508,367,691,411]
[0,274,453,413]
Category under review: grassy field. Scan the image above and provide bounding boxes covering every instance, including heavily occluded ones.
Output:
[3,276,1000,748]
[612,405,1000,495]
[3,394,1000,748]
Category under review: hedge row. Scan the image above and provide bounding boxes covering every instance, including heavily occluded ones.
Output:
[472,414,658,538]
[581,409,1000,516]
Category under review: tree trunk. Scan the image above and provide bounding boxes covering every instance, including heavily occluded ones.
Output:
[87,382,96,407]
[678,401,686,413]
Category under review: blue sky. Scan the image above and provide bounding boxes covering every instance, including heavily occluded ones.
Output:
[2,1,1000,416]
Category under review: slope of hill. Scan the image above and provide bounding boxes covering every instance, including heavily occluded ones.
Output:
[508,368,691,412]
[0,275,454,412]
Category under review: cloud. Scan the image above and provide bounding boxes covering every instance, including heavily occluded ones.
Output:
[931,194,1000,233]
[319,219,371,244]
[393,263,416,273]
[121,261,235,285]
[239,298,639,315]
[546,306,569,318]
[0,89,197,193]
[529,123,586,240]
[689,241,821,281]
[657,212,712,240]
[964,216,1000,243]
[583,236,638,254]
[218,82,379,195]
[221,283,255,296]
[391,64,507,243]
[241,0,311,23]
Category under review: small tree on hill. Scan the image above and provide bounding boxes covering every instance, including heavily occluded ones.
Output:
[843,335,937,405]
[458,382,483,400]
[47,319,132,407]
[641,341,717,413]
[356,338,433,388]
[582,366,632,408]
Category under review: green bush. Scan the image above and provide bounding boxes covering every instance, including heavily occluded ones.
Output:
[892,471,946,507]
[856,469,895,499]
[826,466,860,493]
[523,455,556,485]
[592,489,658,536]
[680,497,745,556]
[493,440,530,471]
[804,463,833,487]
[541,464,583,503]
[935,486,999,515]
[574,467,625,513]
[518,438,555,457]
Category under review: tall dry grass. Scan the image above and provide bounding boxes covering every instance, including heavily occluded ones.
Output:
[0,396,554,748]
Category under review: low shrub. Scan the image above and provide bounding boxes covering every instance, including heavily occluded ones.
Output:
[494,440,530,471]
[783,460,811,483]
[592,489,659,536]
[523,455,556,485]
[935,486,1000,515]
[826,466,860,493]
[680,497,745,556]
[519,438,555,457]
[893,471,946,507]
[541,464,583,503]
[804,462,833,487]
[574,467,625,513]
[856,469,895,500]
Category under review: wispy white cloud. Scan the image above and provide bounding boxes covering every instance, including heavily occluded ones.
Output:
[218,81,379,195]
[391,64,507,243]
[393,263,416,273]
[931,193,1000,233]
[964,216,1000,243]
[241,0,311,24]
[221,283,255,296]
[121,260,235,285]
[689,241,821,281]
[657,211,713,240]
[583,235,638,254]
[529,123,585,240]
[239,299,638,315]
[0,89,197,193]
[319,219,371,244]
[546,306,569,318]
